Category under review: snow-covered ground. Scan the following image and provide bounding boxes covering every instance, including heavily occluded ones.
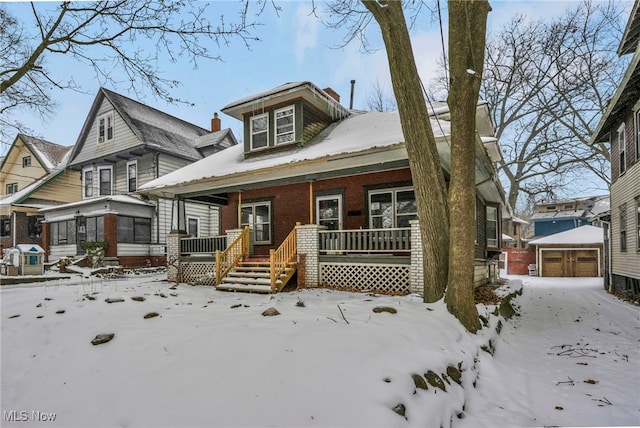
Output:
[1,273,638,428]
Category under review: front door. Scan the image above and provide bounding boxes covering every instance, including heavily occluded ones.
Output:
[316,195,343,230]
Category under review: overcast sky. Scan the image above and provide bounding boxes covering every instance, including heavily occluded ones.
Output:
[1,0,622,154]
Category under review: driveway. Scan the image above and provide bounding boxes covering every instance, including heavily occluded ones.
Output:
[458,276,640,427]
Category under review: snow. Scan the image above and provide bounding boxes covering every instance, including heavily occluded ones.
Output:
[1,274,638,428]
[529,225,605,245]
[140,110,451,192]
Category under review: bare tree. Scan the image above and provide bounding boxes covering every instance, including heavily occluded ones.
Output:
[480,0,627,209]
[445,0,490,333]
[364,79,397,112]
[0,1,259,144]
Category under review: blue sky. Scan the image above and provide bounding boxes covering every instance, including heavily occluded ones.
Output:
[2,1,599,153]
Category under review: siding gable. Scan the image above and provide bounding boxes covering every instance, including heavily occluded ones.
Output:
[0,137,49,195]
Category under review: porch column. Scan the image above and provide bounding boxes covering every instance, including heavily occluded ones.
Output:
[410,219,424,297]
[41,222,50,263]
[296,224,325,288]
[171,197,186,233]
[166,231,187,283]
[103,214,118,258]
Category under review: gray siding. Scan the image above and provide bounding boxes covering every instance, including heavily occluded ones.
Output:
[72,98,140,165]
[157,154,192,178]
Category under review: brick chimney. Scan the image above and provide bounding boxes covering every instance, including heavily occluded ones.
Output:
[323,87,340,103]
[211,112,221,132]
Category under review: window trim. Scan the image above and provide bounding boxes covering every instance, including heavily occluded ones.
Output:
[250,113,269,151]
[316,194,343,230]
[187,216,200,237]
[127,160,137,193]
[275,105,295,146]
[240,200,272,245]
[620,203,627,253]
[22,156,31,168]
[97,112,114,143]
[618,123,626,175]
[368,186,417,229]
[635,108,640,162]
[117,215,152,244]
[98,165,113,196]
[486,205,499,248]
[83,167,93,198]
[5,183,18,194]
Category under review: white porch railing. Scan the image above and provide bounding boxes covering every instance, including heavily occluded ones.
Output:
[319,228,411,254]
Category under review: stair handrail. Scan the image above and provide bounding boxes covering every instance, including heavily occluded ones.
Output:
[216,226,250,285]
[270,224,298,292]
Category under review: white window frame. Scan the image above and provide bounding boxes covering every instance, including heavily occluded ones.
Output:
[250,113,269,151]
[316,194,343,230]
[82,167,93,198]
[187,216,199,237]
[22,156,31,167]
[6,183,18,194]
[275,105,295,145]
[368,186,417,229]
[127,160,137,193]
[240,201,272,245]
[635,108,640,162]
[618,123,626,175]
[620,203,627,252]
[486,205,499,248]
[98,165,113,196]
[97,112,114,143]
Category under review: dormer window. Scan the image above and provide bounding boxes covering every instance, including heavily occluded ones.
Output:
[275,106,295,145]
[98,112,114,143]
[250,113,268,150]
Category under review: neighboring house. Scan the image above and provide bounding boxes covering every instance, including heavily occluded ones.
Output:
[40,88,238,266]
[0,134,79,252]
[529,195,609,237]
[589,0,640,299]
[138,81,506,296]
[528,225,604,277]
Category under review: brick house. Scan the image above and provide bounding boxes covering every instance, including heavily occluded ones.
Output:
[139,82,506,295]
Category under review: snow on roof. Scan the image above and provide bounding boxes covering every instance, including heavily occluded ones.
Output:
[140,110,451,192]
[530,209,586,220]
[0,176,52,207]
[39,194,154,212]
[502,233,515,241]
[14,134,71,172]
[590,196,610,216]
[528,225,604,245]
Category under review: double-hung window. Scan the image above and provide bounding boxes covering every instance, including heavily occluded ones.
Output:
[618,123,626,175]
[369,187,417,228]
[5,183,17,194]
[486,206,499,248]
[636,197,640,252]
[187,216,199,237]
[83,168,93,198]
[635,109,640,162]
[250,114,268,150]
[98,166,112,196]
[620,204,627,252]
[275,106,295,145]
[127,160,137,192]
[98,112,114,143]
[241,201,271,244]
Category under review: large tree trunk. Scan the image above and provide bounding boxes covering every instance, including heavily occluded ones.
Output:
[445,0,491,333]
[362,0,450,302]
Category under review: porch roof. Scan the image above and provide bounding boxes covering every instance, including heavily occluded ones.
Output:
[138,110,504,204]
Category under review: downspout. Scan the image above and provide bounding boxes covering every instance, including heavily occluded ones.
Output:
[12,210,16,247]
[155,153,160,245]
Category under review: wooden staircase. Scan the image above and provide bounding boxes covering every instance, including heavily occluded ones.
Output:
[215,225,298,294]
[216,259,297,293]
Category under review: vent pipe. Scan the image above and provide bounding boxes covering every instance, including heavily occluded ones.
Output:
[349,80,356,109]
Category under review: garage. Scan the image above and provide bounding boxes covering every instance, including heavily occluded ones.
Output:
[529,225,604,277]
